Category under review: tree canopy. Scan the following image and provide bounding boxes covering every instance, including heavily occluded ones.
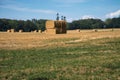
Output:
[0,17,120,32]
[67,19,105,30]
[105,17,120,28]
[67,17,120,30]
[0,19,47,32]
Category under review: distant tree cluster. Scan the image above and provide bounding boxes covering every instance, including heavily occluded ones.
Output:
[105,17,120,28]
[0,16,120,32]
[0,19,46,32]
[67,17,120,30]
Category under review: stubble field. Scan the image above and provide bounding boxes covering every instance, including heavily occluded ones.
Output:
[0,29,120,49]
[0,29,120,80]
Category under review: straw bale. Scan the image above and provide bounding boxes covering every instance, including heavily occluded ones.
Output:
[38,30,42,33]
[78,29,80,32]
[42,30,47,33]
[33,30,37,33]
[45,20,67,34]
[11,29,14,33]
[95,29,98,32]
[7,30,11,32]
[46,29,56,34]
[55,21,67,34]
[19,30,23,33]
[46,20,54,29]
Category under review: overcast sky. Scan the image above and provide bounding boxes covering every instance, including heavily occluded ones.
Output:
[0,0,120,22]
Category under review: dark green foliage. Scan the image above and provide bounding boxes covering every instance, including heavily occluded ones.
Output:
[0,18,47,32]
[0,16,120,31]
[16,20,25,31]
[23,20,38,32]
[0,19,11,31]
[67,17,120,30]
[105,17,120,28]
[32,19,46,31]
[67,19,105,30]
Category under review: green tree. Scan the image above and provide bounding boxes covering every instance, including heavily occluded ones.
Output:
[105,17,120,29]
[32,19,47,31]
[0,19,11,31]
[8,20,18,31]
[67,19,104,30]
[23,20,37,32]
[16,20,25,31]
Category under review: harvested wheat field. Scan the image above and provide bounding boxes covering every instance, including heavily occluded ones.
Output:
[0,29,120,49]
[0,29,120,80]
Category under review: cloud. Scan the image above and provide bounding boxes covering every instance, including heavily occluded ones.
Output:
[52,0,87,7]
[0,5,56,14]
[106,10,120,18]
[67,18,75,22]
[81,15,95,19]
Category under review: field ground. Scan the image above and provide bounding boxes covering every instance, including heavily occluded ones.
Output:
[0,29,120,49]
[0,29,120,80]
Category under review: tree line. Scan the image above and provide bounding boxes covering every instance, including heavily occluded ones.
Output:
[0,19,46,32]
[0,16,120,32]
[67,17,120,30]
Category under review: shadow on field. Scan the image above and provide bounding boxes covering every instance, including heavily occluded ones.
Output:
[32,77,49,80]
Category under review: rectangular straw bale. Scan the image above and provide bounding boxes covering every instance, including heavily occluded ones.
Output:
[55,21,67,34]
[46,20,54,29]
[38,30,41,33]
[11,29,14,33]
[19,30,23,33]
[46,29,56,34]
[7,30,11,32]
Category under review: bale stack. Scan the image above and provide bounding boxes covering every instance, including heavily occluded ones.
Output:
[55,21,67,34]
[46,20,67,34]
[46,20,56,34]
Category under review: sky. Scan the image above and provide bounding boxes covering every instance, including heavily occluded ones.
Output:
[0,0,120,22]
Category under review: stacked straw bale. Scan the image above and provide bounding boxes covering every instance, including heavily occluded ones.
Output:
[46,20,67,34]
[46,29,56,34]
[55,21,67,34]
[46,20,55,29]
